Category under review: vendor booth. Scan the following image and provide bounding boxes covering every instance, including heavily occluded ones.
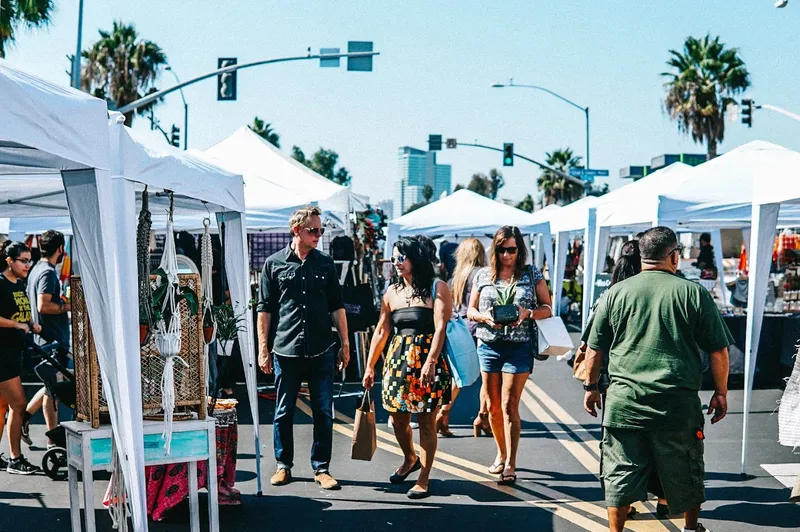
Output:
[742,149,800,474]
[0,62,261,530]
[384,189,553,271]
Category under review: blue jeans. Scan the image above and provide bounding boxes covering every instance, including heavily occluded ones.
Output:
[273,347,335,473]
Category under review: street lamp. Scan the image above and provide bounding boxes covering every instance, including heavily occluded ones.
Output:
[165,65,189,150]
[491,77,591,169]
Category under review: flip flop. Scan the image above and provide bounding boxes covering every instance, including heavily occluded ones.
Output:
[487,462,505,475]
[497,473,517,486]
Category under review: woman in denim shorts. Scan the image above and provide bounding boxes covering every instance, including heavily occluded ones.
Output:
[466,226,552,485]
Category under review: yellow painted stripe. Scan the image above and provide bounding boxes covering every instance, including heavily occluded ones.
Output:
[527,381,601,457]
[295,399,607,531]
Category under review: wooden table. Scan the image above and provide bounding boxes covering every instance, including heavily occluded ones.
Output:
[63,419,219,532]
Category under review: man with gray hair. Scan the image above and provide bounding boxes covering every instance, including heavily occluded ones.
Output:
[257,206,349,490]
[583,226,733,532]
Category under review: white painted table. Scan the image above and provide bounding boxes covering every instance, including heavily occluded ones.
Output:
[63,419,219,532]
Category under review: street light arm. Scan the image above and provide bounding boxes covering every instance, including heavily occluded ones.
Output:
[759,104,800,123]
[165,68,187,107]
[117,50,380,114]
[507,83,587,112]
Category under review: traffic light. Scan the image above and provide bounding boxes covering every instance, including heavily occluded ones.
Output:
[741,99,753,127]
[170,125,181,147]
[217,57,237,101]
[428,134,442,151]
[503,143,514,166]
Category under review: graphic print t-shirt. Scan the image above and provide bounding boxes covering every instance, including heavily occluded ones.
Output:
[0,274,31,357]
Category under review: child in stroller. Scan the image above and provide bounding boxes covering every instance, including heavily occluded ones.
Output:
[24,340,76,479]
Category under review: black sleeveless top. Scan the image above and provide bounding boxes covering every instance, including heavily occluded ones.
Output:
[391,307,435,336]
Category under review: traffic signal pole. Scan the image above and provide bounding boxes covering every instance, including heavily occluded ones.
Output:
[455,141,585,186]
[116,49,380,115]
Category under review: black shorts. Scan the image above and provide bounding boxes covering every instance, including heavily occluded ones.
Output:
[0,351,23,383]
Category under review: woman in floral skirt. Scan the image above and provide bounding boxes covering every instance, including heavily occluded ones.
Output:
[363,237,452,499]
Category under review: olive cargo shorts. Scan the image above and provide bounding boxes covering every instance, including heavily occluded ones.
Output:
[601,426,705,514]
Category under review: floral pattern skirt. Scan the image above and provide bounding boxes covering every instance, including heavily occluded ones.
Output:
[382,333,452,413]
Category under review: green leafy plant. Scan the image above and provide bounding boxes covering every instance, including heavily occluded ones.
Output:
[151,268,199,328]
[213,303,246,344]
[496,282,517,306]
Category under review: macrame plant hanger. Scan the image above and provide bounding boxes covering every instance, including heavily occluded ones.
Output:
[156,192,188,454]
[137,186,153,345]
[200,210,216,401]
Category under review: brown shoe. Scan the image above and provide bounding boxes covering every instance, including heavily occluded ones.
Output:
[314,471,341,490]
[270,468,292,486]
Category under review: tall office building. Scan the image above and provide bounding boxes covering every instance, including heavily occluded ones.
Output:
[394,146,451,218]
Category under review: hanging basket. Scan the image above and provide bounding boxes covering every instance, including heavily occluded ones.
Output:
[155,329,182,358]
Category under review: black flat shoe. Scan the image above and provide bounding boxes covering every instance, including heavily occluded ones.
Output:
[406,487,431,499]
[656,503,670,519]
[389,457,421,484]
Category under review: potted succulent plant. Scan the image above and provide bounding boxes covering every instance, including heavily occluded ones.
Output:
[492,282,519,325]
[213,303,246,357]
[202,311,216,344]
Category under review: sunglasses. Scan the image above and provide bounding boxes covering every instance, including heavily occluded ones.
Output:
[302,227,325,237]
[665,245,684,258]
[391,254,407,265]
[496,246,518,255]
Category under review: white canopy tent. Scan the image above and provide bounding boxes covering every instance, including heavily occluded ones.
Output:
[545,197,602,326]
[384,189,553,271]
[742,149,800,474]
[204,126,352,231]
[1,62,263,528]
[0,61,149,531]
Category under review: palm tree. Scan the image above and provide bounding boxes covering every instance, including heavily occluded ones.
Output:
[488,168,504,200]
[662,35,750,159]
[0,0,53,58]
[250,117,280,148]
[81,21,167,125]
[516,194,535,213]
[537,148,584,206]
[422,184,434,203]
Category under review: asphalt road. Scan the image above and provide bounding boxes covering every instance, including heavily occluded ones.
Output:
[1,349,799,531]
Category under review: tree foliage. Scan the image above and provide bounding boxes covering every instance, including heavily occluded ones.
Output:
[292,146,352,186]
[81,21,167,125]
[662,34,750,159]
[0,0,53,58]
[250,117,280,148]
[422,184,434,203]
[516,194,535,213]
[466,168,504,199]
[537,148,584,206]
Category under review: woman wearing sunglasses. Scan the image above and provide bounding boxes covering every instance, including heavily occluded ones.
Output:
[466,226,552,485]
[0,241,41,475]
[363,237,452,499]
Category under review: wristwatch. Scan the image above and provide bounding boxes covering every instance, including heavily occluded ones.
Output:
[583,382,599,392]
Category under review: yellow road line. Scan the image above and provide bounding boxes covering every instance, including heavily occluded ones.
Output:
[295,399,607,531]
[522,382,674,532]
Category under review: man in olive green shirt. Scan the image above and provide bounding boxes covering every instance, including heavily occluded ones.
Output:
[584,227,733,532]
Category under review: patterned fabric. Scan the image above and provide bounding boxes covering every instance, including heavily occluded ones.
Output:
[141,408,240,521]
[474,266,544,343]
[382,333,452,413]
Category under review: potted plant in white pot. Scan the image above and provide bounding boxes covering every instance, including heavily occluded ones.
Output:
[213,302,246,357]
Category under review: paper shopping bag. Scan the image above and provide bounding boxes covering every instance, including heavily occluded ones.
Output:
[536,317,575,357]
[351,390,377,461]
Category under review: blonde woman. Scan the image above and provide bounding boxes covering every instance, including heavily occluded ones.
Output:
[436,238,491,437]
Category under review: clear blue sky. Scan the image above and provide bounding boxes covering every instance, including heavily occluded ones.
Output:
[4,1,800,206]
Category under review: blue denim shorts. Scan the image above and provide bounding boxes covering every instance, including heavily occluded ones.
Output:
[477,340,533,374]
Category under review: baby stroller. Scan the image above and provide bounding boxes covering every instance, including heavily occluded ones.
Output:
[24,340,76,480]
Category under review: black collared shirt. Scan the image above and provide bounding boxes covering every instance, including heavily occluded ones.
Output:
[256,244,344,358]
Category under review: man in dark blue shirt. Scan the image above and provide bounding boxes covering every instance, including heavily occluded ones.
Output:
[257,206,349,490]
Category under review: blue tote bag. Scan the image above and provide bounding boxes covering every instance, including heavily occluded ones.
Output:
[432,280,480,388]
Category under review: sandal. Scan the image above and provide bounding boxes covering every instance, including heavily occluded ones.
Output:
[497,473,517,486]
[436,413,454,438]
[487,461,505,475]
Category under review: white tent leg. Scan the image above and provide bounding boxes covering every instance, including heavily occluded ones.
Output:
[710,229,729,307]
[541,229,554,289]
[589,224,610,315]
[581,209,598,329]
[218,211,263,494]
[552,231,568,316]
[742,203,780,475]
[63,169,148,531]
[534,233,544,269]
